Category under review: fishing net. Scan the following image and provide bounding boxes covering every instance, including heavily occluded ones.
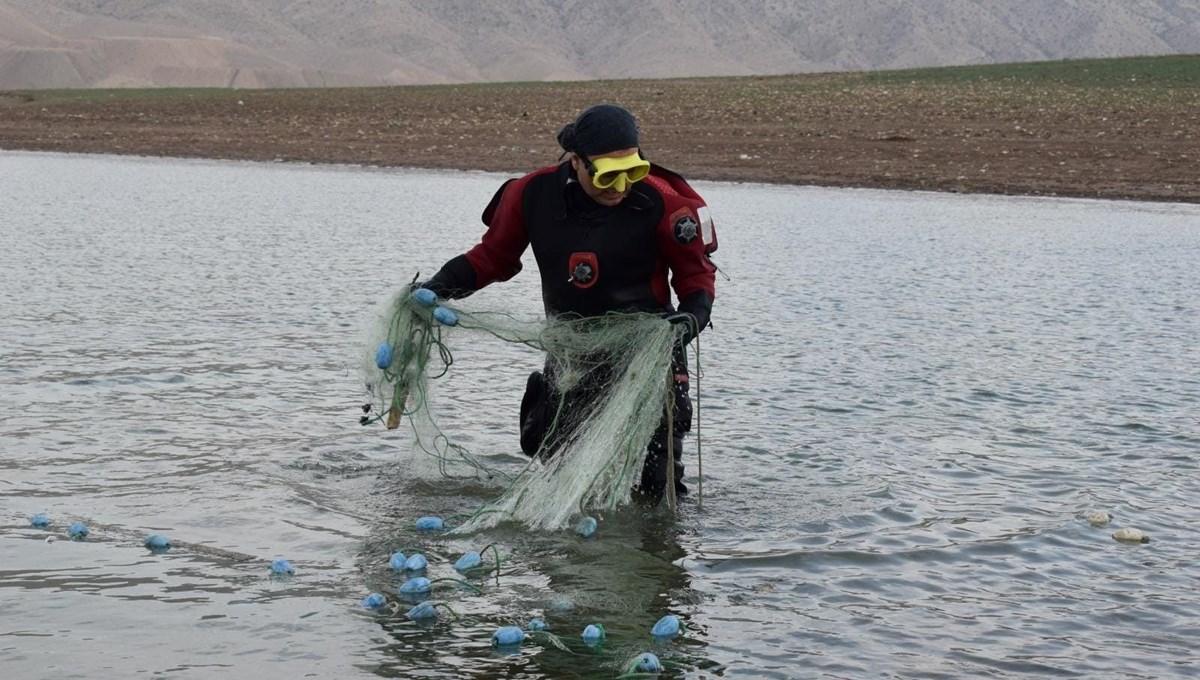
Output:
[362,284,681,532]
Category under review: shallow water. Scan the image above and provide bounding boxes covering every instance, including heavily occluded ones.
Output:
[2,151,1199,679]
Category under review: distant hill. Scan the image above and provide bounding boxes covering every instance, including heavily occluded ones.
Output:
[2,0,1198,89]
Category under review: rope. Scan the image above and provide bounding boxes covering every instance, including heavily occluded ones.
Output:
[694,331,703,510]
[665,366,676,512]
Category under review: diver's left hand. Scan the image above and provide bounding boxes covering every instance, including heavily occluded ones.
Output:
[663,311,698,345]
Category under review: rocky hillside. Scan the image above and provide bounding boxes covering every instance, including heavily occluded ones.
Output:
[1,0,1198,88]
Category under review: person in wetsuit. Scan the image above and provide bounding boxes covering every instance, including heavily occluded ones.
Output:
[418,103,717,502]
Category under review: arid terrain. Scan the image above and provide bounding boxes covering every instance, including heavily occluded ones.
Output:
[3,0,1198,89]
[2,57,1198,202]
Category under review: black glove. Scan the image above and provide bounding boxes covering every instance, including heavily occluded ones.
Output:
[667,290,712,345]
[422,254,478,300]
[664,311,699,345]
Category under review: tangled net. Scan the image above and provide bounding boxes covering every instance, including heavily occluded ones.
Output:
[363,284,682,532]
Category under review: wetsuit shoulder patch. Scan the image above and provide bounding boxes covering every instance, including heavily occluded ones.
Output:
[670,207,700,244]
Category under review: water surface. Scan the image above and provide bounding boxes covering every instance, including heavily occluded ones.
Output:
[2,152,1199,678]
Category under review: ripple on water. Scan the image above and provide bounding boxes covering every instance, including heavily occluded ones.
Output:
[2,155,1199,678]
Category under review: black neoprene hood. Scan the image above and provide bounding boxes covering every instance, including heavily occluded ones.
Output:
[556,104,640,156]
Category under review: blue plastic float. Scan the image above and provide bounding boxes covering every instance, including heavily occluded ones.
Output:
[399,576,431,594]
[269,558,294,575]
[406,601,439,620]
[432,307,458,326]
[415,516,444,531]
[144,534,172,551]
[29,514,51,529]
[453,551,482,572]
[404,553,428,571]
[574,516,598,538]
[361,593,387,608]
[412,288,437,308]
[388,550,407,570]
[375,342,394,369]
[67,522,89,540]
[491,626,524,647]
[630,652,663,672]
[581,623,606,643]
[528,618,547,631]
[651,614,681,638]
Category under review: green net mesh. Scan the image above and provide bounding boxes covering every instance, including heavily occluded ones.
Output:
[363,285,680,532]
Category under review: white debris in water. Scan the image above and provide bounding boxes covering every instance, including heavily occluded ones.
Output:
[45,536,56,544]
[1086,511,1112,526]
[1112,527,1149,543]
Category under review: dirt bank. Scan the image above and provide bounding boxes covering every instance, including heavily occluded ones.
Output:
[2,68,1197,202]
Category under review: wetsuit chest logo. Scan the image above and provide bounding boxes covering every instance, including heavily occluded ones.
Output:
[567,252,599,289]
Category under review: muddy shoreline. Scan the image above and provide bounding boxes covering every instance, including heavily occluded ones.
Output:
[2,72,1197,203]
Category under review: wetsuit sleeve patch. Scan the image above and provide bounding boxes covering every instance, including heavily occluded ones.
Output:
[671,208,700,244]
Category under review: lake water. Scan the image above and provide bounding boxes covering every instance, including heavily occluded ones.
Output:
[2,151,1198,679]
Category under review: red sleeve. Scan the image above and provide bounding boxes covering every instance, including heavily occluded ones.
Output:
[464,172,536,288]
[657,194,718,301]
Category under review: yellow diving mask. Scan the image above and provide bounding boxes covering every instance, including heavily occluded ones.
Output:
[580,151,651,191]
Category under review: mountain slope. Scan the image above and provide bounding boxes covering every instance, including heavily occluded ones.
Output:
[1,0,1198,88]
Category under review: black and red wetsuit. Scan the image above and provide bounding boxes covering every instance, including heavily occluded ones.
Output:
[425,161,718,499]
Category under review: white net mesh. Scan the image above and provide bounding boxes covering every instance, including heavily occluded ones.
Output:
[364,288,678,532]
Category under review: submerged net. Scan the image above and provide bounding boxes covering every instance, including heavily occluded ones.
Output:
[363,284,680,532]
